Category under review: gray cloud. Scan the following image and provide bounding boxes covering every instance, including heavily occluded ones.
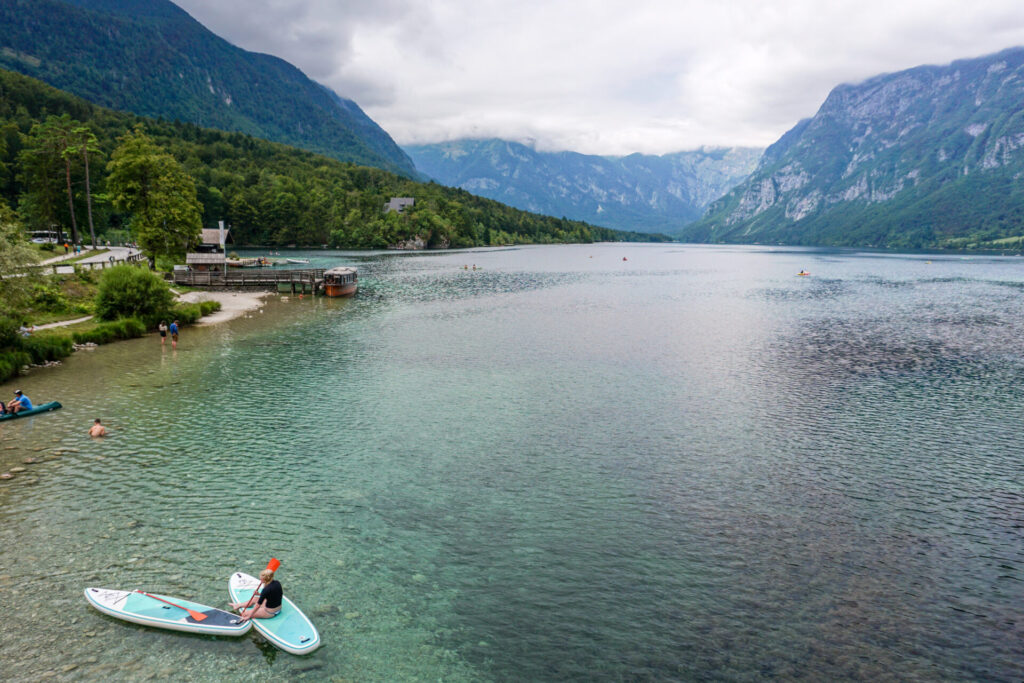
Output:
[174,0,1024,155]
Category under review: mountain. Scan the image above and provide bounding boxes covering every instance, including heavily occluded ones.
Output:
[405,139,762,233]
[0,0,417,176]
[685,47,1024,250]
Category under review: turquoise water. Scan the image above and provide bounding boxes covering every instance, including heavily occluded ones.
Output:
[1,243,1022,681]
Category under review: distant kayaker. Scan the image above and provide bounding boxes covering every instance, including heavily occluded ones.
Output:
[89,418,107,437]
[232,568,283,621]
[5,390,32,414]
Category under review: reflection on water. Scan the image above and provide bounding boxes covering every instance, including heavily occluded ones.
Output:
[1,244,1023,681]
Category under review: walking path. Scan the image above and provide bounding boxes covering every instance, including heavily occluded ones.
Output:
[38,249,97,266]
[34,316,93,330]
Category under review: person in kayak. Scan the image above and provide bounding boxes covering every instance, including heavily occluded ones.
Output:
[232,568,283,620]
[4,390,32,414]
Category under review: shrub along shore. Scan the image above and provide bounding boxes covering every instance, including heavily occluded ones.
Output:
[0,264,220,384]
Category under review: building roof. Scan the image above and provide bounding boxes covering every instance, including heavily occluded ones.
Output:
[384,197,415,213]
[200,228,229,245]
[186,252,226,265]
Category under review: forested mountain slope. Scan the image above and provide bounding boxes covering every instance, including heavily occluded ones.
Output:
[406,139,761,233]
[685,47,1024,250]
[0,0,417,176]
[0,68,669,248]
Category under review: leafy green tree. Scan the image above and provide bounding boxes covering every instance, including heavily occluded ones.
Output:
[106,127,202,262]
[0,204,42,315]
[94,264,174,321]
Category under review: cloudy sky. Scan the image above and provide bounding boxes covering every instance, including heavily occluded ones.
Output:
[174,0,1024,155]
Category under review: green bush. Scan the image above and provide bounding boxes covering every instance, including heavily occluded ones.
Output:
[31,283,69,312]
[75,268,97,285]
[0,350,31,383]
[0,316,20,349]
[199,300,221,316]
[140,300,220,329]
[72,317,146,345]
[95,265,174,321]
[39,242,56,252]
[172,303,202,326]
[21,335,73,364]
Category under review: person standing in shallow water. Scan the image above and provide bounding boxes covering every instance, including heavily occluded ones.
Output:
[169,320,179,349]
[158,321,168,345]
[89,419,106,437]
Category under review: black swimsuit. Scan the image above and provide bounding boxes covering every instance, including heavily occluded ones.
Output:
[258,580,283,610]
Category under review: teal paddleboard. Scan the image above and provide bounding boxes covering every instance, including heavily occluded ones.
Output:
[228,571,320,655]
[85,587,251,636]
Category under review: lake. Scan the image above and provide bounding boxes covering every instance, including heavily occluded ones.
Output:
[1,243,1022,681]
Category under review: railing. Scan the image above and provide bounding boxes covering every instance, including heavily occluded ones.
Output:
[29,251,147,275]
[169,268,326,290]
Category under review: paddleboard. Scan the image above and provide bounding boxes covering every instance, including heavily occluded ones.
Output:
[228,571,321,655]
[85,587,252,636]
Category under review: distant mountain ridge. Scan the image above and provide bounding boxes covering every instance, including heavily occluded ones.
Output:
[0,0,417,176]
[685,47,1024,249]
[405,139,762,232]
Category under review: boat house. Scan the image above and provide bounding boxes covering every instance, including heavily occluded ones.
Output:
[185,227,229,273]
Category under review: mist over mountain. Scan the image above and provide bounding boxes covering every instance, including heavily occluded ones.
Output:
[0,0,417,176]
[685,47,1024,250]
[405,139,762,233]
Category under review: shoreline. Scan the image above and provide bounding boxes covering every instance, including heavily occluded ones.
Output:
[177,290,273,325]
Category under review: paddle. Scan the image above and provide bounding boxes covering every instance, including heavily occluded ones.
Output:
[238,558,281,612]
[135,590,208,622]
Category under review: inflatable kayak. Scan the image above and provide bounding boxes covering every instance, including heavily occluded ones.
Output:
[85,587,252,636]
[0,401,62,421]
[228,572,320,655]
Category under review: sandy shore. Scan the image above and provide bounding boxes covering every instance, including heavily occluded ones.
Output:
[177,290,274,325]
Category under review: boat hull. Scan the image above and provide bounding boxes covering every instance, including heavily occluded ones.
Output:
[84,587,252,636]
[324,282,357,297]
[0,401,62,422]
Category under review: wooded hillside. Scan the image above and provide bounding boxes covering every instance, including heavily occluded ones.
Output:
[0,68,670,250]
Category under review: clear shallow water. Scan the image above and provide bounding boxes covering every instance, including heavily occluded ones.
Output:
[1,243,1023,681]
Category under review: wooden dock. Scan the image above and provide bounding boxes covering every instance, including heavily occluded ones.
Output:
[169,268,326,294]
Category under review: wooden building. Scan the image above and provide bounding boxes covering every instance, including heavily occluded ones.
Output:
[186,252,226,273]
[185,227,229,272]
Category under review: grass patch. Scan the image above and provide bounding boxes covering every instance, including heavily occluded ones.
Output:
[72,317,146,345]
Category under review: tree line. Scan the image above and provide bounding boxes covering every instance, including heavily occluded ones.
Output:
[0,68,669,263]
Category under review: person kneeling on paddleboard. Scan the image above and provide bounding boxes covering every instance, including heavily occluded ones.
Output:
[232,568,282,621]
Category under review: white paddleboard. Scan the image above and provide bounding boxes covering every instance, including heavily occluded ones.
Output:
[228,571,321,655]
[85,587,252,636]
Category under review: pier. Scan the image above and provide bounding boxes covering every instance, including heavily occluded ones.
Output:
[168,268,326,294]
